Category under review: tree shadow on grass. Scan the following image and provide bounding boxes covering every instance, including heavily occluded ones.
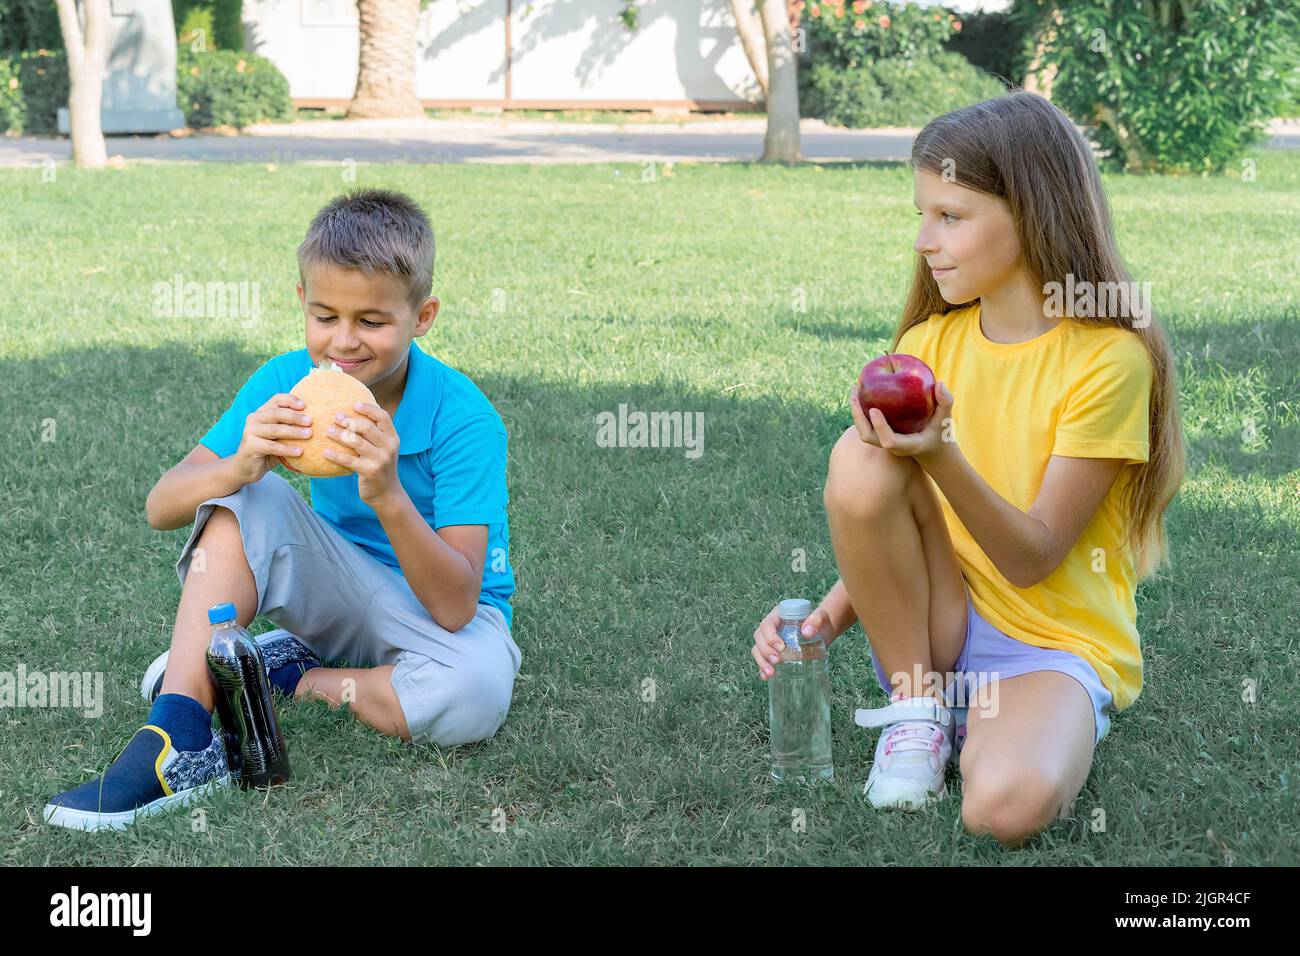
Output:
[1163,310,1299,366]
[1162,312,1299,479]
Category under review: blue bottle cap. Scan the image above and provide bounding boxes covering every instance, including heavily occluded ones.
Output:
[778,598,813,621]
[207,602,238,625]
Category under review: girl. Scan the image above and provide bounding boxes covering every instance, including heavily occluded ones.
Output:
[750,92,1185,848]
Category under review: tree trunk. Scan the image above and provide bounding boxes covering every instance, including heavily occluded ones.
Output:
[1093,102,1153,173]
[55,0,109,169]
[757,0,800,162]
[730,0,769,99]
[348,0,424,119]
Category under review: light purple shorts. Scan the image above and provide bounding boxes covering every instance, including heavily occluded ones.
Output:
[870,582,1114,747]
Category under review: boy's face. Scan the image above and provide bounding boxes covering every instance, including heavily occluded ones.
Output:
[912,168,1023,305]
[296,263,438,396]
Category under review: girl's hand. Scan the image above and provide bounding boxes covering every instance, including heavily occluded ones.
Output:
[322,402,404,508]
[850,379,956,466]
[751,604,834,681]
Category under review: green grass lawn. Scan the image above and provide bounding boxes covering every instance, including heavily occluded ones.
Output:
[1,152,1297,865]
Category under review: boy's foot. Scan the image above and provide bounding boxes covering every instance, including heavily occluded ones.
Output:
[141,630,321,703]
[43,724,233,832]
[855,693,956,810]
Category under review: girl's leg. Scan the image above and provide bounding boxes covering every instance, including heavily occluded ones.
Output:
[824,426,968,700]
[959,670,1097,847]
[296,665,412,742]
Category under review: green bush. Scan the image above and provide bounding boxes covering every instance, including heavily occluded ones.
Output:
[802,50,1006,128]
[1283,67,1300,118]
[1034,0,1300,174]
[0,0,243,54]
[0,49,68,134]
[172,0,244,51]
[0,0,64,55]
[176,6,217,52]
[176,47,292,129]
[0,46,289,134]
[801,0,957,68]
[872,51,1007,124]
[211,0,243,51]
[0,56,22,130]
[798,2,1006,128]
[943,8,1027,85]
[801,60,883,128]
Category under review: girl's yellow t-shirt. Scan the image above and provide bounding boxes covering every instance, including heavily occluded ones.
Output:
[897,302,1152,710]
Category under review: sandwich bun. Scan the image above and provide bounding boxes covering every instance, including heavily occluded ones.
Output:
[278,363,377,478]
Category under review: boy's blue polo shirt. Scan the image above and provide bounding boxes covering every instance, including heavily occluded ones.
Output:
[199,341,515,630]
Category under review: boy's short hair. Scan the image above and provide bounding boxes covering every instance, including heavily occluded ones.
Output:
[297,188,435,312]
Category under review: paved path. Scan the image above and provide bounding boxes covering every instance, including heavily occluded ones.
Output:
[2,117,1297,167]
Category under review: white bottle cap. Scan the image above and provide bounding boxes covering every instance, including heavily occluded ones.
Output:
[778,599,812,621]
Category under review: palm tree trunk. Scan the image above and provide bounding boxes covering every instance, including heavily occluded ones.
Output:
[56,0,109,169]
[348,0,424,119]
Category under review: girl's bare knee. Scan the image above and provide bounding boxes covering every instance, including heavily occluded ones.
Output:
[961,770,1061,847]
[825,427,914,520]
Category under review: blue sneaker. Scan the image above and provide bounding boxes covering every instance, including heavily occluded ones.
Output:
[43,725,233,831]
[140,630,320,703]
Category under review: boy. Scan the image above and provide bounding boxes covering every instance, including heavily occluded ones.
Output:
[44,189,519,831]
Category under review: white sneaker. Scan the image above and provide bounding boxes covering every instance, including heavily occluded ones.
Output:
[855,692,955,810]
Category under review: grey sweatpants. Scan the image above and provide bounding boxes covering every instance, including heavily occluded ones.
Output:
[174,471,520,747]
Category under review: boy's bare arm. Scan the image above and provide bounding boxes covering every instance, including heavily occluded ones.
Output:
[146,453,249,531]
[148,392,314,532]
[373,492,485,632]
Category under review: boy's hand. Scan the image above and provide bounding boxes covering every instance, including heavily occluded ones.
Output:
[849,379,956,467]
[233,393,313,485]
[321,402,404,508]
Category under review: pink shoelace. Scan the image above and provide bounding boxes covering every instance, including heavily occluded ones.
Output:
[877,692,950,762]
[881,721,948,759]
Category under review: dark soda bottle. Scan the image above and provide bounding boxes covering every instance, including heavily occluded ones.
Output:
[205,602,291,789]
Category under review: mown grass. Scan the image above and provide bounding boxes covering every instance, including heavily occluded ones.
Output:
[0,150,1296,864]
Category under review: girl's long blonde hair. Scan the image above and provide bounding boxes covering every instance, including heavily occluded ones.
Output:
[893,91,1186,581]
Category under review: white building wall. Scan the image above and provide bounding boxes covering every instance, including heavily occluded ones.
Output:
[243,0,759,107]
[419,0,509,101]
[506,1,756,104]
[242,0,359,101]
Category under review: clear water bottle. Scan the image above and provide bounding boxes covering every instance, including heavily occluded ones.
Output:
[205,602,291,789]
[768,598,833,783]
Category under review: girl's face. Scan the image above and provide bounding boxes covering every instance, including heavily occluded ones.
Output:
[912,168,1023,304]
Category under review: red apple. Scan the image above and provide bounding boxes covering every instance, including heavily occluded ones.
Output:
[857,353,937,434]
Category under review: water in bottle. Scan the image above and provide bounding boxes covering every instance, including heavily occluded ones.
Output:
[205,602,291,789]
[768,598,834,783]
